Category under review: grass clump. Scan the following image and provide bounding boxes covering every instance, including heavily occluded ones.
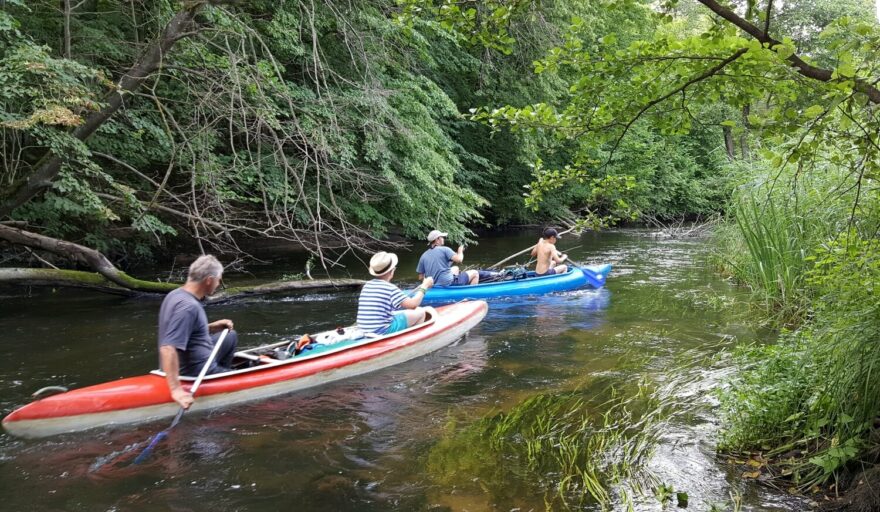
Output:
[712,166,856,326]
[719,231,880,492]
[425,379,668,510]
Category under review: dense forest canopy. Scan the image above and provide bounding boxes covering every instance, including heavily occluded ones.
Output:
[4,0,880,504]
[0,0,746,274]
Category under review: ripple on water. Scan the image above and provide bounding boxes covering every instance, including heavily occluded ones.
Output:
[0,230,809,511]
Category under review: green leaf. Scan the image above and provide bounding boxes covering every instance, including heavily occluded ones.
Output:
[804,105,824,118]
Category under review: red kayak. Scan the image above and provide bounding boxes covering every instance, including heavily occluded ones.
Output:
[3,300,488,438]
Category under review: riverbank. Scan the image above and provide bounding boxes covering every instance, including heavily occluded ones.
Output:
[0,230,807,510]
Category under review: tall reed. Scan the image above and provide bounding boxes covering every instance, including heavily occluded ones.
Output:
[714,168,856,325]
[716,161,880,491]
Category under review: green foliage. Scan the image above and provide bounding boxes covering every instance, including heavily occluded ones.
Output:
[395,0,534,54]
[719,219,880,488]
[473,0,880,225]
[426,380,665,509]
[0,0,500,258]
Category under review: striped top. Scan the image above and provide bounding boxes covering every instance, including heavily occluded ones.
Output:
[356,279,406,334]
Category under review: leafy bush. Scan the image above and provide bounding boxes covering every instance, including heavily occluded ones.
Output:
[719,231,880,489]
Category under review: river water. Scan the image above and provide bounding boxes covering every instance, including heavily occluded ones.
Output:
[0,230,807,511]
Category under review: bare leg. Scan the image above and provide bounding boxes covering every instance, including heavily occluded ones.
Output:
[467,269,479,284]
[555,264,568,274]
[401,308,426,327]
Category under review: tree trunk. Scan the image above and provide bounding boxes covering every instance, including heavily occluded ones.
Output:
[0,224,366,300]
[740,104,751,160]
[723,125,736,161]
[62,0,72,58]
[0,268,365,303]
[0,223,176,292]
[0,1,213,219]
[0,268,141,296]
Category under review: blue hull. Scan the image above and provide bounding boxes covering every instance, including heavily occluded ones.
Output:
[417,264,612,303]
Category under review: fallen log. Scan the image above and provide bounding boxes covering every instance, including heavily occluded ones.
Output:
[0,268,365,302]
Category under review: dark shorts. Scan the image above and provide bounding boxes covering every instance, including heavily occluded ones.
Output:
[449,272,471,286]
[536,268,557,277]
[181,330,239,377]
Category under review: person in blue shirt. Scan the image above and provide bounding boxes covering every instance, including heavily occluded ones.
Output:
[416,229,479,287]
[357,251,434,335]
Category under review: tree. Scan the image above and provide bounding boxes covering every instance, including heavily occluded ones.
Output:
[477,0,880,217]
[1,0,492,287]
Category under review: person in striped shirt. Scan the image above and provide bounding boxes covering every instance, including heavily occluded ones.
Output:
[357,251,434,335]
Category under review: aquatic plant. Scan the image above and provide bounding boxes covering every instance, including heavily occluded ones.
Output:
[425,378,669,510]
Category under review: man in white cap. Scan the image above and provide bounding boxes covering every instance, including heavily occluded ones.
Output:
[357,251,434,334]
[417,229,479,287]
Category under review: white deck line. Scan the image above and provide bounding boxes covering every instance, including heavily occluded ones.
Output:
[3,305,485,438]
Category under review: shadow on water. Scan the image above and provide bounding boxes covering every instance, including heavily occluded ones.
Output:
[0,230,808,510]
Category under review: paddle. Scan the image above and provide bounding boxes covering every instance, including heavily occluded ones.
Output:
[487,226,579,270]
[133,328,230,464]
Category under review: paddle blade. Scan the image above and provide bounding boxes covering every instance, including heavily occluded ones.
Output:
[132,430,168,465]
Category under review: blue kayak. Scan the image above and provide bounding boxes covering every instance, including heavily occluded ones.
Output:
[415,264,612,303]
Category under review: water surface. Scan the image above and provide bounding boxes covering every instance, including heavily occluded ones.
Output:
[0,230,805,510]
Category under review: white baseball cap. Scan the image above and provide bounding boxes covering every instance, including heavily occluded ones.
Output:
[427,229,448,242]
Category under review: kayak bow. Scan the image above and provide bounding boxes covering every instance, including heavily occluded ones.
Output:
[3,300,488,438]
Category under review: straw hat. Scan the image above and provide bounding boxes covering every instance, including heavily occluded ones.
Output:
[368,251,398,277]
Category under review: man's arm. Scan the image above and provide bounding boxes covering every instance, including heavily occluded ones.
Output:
[450,245,465,264]
[401,276,434,309]
[208,319,233,334]
[160,345,193,409]
[552,248,568,264]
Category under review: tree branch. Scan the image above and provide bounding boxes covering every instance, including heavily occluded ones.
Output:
[697,0,880,104]
[0,2,211,218]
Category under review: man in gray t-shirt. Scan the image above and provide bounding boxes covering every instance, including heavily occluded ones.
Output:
[416,229,479,286]
[158,255,237,409]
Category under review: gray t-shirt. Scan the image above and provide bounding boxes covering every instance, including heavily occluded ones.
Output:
[157,288,212,376]
[416,246,456,286]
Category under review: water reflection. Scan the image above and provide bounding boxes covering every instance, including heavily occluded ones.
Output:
[0,230,808,511]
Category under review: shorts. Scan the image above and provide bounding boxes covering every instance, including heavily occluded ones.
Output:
[449,272,471,286]
[384,312,409,334]
[536,268,557,276]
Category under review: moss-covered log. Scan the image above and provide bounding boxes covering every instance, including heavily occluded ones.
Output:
[0,268,142,296]
[0,268,364,302]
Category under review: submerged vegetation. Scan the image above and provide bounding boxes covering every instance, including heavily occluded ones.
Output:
[426,379,668,510]
[2,0,880,508]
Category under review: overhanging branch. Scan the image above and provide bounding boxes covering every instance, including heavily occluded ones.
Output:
[696,0,880,104]
[0,2,211,218]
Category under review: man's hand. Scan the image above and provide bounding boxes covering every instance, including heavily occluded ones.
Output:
[457,244,465,253]
[208,319,234,333]
[421,276,434,289]
[171,387,193,409]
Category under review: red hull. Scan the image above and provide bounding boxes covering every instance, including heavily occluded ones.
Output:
[3,300,488,438]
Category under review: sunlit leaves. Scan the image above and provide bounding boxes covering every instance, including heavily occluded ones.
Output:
[394,0,530,54]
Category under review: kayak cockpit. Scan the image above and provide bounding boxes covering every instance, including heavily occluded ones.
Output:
[150,308,438,381]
